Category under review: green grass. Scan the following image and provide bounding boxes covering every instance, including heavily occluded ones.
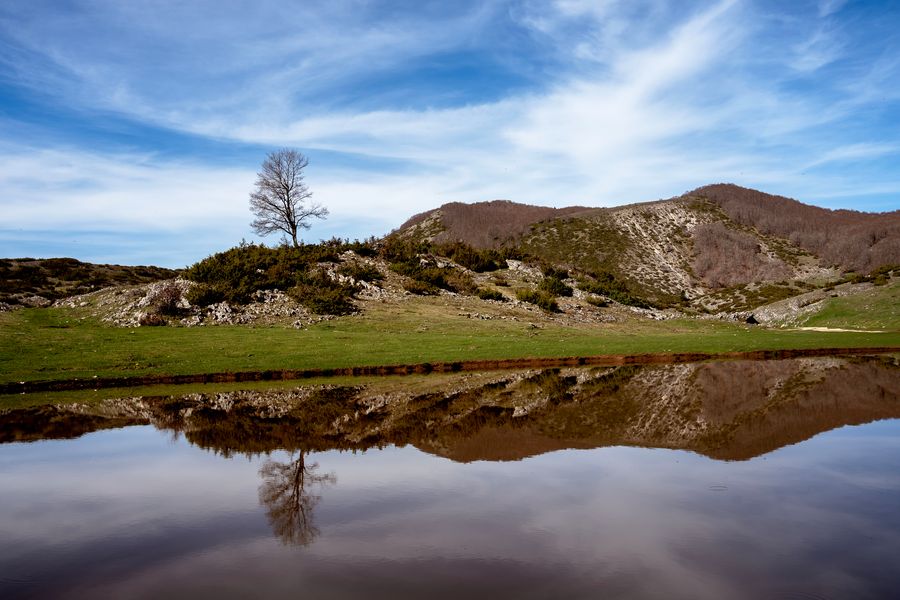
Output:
[0,370,509,409]
[800,280,900,330]
[2,298,899,389]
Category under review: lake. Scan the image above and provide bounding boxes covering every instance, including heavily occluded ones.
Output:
[2,355,899,599]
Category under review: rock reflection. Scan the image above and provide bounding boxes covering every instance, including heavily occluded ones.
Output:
[2,355,899,462]
[258,452,336,546]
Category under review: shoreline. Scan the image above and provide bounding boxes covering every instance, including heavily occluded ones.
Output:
[3,345,897,395]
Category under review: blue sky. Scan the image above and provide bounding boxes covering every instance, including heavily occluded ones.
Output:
[1,0,899,267]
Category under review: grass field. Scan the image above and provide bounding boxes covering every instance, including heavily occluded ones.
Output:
[799,280,900,330]
[2,296,899,387]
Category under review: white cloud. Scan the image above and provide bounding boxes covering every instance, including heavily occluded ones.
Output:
[0,0,898,264]
[0,148,254,231]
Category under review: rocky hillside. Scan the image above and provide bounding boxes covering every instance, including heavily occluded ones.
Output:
[5,184,896,324]
[393,184,900,310]
[0,257,176,308]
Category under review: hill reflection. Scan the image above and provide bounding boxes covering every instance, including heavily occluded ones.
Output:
[2,355,899,462]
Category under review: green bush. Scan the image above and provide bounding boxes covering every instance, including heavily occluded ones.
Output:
[435,241,503,272]
[845,264,899,286]
[403,279,439,295]
[185,241,353,304]
[185,283,226,307]
[345,237,379,257]
[390,261,475,294]
[337,262,383,282]
[516,288,559,312]
[476,288,506,301]
[586,295,608,307]
[577,270,650,308]
[539,276,573,297]
[288,269,358,315]
[445,270,477,294]
[379,237,432,263]
[542,265,569,280]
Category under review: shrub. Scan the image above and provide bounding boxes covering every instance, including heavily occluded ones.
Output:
[476,288,506,301]
[149,282,183,316]
[542,265,569,280]
[139,312,167,326]
[491,275,509,287]
[338,262,383,282]
[577,271,650,308]
[539,276,573,297]
[185,283,226,307]
[185,241,365,304]
[435,241,502,272]
[288,269,358,315]
[445,270,477,294]
[403,279,439,295]
[516,288,559,312]
[345,237,379,257]
[390,261,475,294]
[586,295,608,307]
[379,237,431,263]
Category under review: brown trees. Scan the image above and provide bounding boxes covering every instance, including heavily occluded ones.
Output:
[690,184,900,273]
[692,222,792,287]
[250,149,328,247]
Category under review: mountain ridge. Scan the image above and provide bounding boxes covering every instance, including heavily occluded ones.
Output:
[392,183,899,309]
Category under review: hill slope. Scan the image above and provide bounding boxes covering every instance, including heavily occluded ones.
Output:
[693,184,900,273]
[0,258,176,307]
[393,184,899,309]
[397,200,589,248]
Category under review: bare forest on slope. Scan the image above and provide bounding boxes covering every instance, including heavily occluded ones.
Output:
[690,184,900,273]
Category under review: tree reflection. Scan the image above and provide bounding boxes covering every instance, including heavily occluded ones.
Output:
[258,451,336,546]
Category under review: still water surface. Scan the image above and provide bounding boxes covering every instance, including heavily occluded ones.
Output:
[1,356,899,599]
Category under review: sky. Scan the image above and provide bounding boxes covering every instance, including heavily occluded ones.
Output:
[1,0,899,267]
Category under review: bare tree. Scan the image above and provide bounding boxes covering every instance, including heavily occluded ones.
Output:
[258,451,336,546]
[249,149,328,247]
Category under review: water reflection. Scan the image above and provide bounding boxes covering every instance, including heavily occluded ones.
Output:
[2,355,899,461]
[1,356,900,599]
[258,452,336,546]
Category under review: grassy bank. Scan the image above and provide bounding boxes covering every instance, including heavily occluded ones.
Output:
[799,280,899,330]
[2,300,899,386]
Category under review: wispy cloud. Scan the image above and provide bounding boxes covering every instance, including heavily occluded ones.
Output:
[791,27,844,72]
[0,146,253,231]
[818,0,849,18]
[0,0,898,264]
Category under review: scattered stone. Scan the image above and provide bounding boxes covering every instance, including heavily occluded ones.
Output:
[20,295,52,308]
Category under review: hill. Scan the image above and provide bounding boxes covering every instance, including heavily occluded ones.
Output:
[1,184,896,343]
[397,200,589,248]
[0,258,176,307]
[693,184,900,274]
[393,184,900,309]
